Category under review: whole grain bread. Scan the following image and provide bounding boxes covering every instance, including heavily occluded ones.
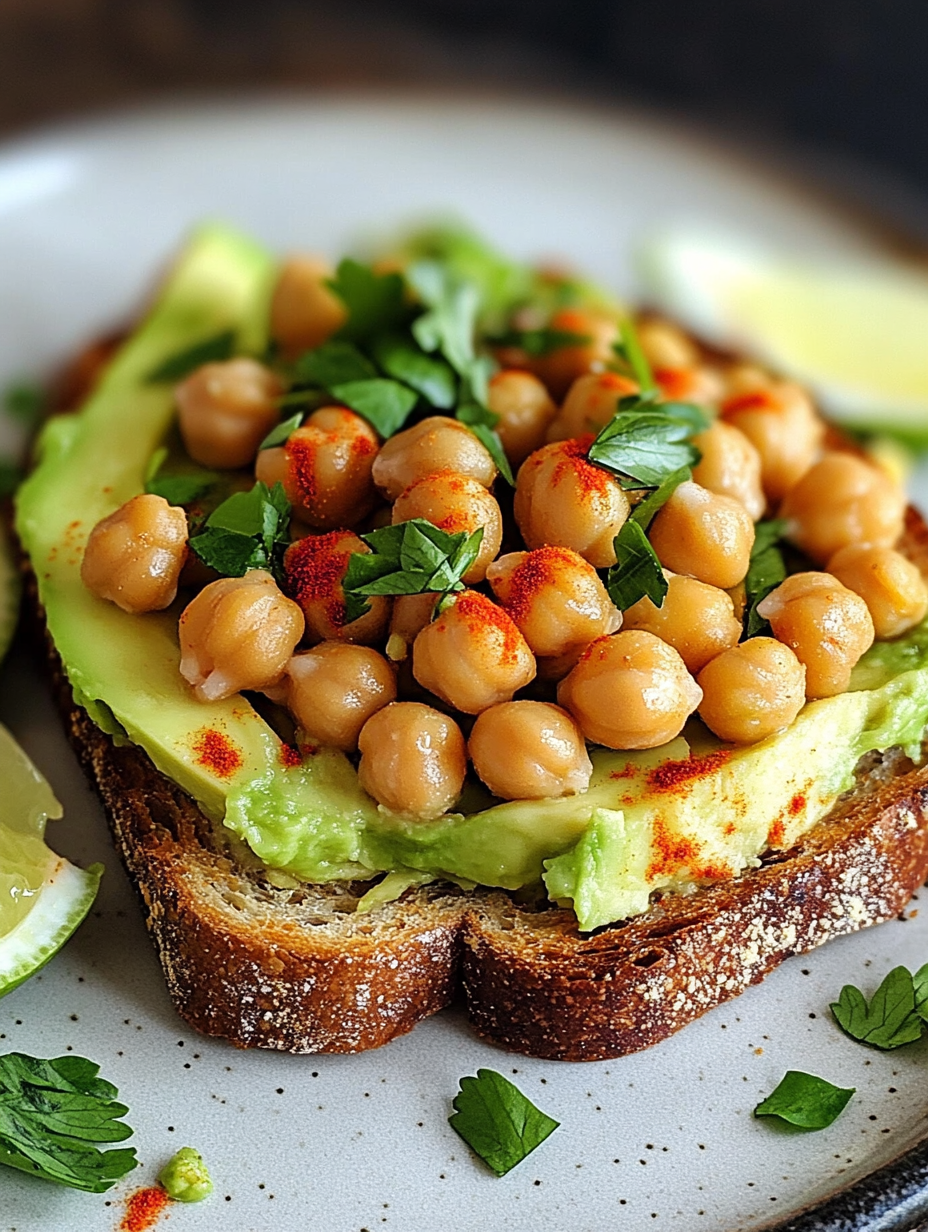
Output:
[31,504,928,1060]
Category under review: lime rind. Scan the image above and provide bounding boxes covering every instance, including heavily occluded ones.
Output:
[0,858,103,999]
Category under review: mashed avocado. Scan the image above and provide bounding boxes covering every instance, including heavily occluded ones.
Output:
[17,226,928,933]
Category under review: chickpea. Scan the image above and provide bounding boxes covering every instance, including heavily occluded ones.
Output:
[468,701,592,800]
[412,590,536,714]
[654,366,724,408]
[557,630,702,750]
[530,307,622,399]
[756,572,874,699]
[256,407,379,531]
[696,638,806,744]
[386,592,439,661]
[391,471,503,583]
[546,371,638,443]
[285,643,396,751]
[372,416,496,501]
[648,481,755,590]
[486,369,558,467]
[721,378,824,503]
[637,318,700,371]
[269,254,347,358]
[81,493,188,614]
[780,452,906,565]
[486,547,621,670]
[514,437,630,569]
[283,529,391,645]
[357,702,466,819]
[178,569,304,702]
[691,420,765,520]
[175,358,283,470]
[622,573,742,674]
[826,544,928,640]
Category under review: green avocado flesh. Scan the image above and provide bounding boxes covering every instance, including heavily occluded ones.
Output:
[16,227,928,932]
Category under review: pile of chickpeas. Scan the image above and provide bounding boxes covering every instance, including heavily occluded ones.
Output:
[80,251,928,822]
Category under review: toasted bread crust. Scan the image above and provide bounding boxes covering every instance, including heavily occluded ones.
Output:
[30,504,928,1059]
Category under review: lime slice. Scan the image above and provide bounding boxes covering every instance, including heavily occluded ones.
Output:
[0,520,20,663]
[638,233,928,443]
[0,725,102,998]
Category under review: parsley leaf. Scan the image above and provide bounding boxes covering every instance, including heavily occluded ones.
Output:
[371,332,456,409]
[630,465,692,530]
[914,962,928,1021]
[0,1052,137,1192]
[587,399,701,490]
[456,403,515,486]
[259,411,304,451]
[487,327,592,356]
[145,329,236,383]
[328,260,409,343]
[329,378,419,439]
[4,383,45,426]
[188,481,291,582]
[605,519,668,611]
[144,447,218,505]
[342,519,484,623]
[449,1068,559,1176]
[293,340,378,388]
[743,519,787,639]
[656,400,711,434]
[407,260,492,401]
[613,317,655,392]
[754,1071,855,1131]
[831,966,925,1049]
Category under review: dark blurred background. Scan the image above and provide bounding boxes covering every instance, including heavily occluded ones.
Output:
[1,0,927,236]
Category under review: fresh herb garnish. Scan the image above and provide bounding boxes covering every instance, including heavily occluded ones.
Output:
[456,402,515,486]
[613,317,656,392]
[329,378,419,439]
[831,965,927,1049]
[914,962,928,1022]
[487,327,592,356]
[587,397,702,490]
[4,383,45,426]
[188,481,291,582]
[145,329,236,383]
[754,1071,855,1131]
[656,401,711,434]
[327,259,409,343]
[371,332,456,409]
[449,1068,559,1177]
[144,447,218,505]
[259,411,304,452]
[630,465,692,530]
[0,1052,137,1192]
[407,260,492,401]
[293,340,378,388]
[341,519,483,624]
[605,519,668,612]
[742,519,787,639]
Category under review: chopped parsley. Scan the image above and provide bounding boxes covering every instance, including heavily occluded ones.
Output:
[754,1071,855,1131]
[449,1068,559,1176]
[188,481,291,582]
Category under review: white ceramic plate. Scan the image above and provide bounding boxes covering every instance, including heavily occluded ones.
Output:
[2,97,928,1232]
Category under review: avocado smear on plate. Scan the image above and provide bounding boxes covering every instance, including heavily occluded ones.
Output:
[16,226,928,933]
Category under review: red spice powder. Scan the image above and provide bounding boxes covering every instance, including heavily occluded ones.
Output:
[647,749,733,792]
[655,367,695,401]
[283,530,355,627]
[452,591,524,664]
[692,860,733,881]
[609,762,638,780]
[120,1186,170,1232]
[192,728,243,778]
[279,742,303,768]
[788,792,807,816]
[721,390,778,416]
[285,428,321,503]
[647,815,699,880]
[504,546,578,624]
[767,819,786,848]
[550,435,613,501]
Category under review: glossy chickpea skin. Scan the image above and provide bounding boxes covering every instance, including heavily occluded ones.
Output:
[697,638,806,744]
[357,702,466,819]
[781,452,906,565]
[486,369,558,467]
[654,365,724,408]
[622,573,742,675]
[468,701,592,800]
[412,590,536,714]
[178,569,304,702]
[285,643,396,751]
[637,318,700,371]
[648,481,755,590]
[256,407,380,531]
[514,437,630,568]
[721,378,824,504]
[756,572,875,699]
[386,592,439,662]
[269,254,347,358]
[371,416,496,501]
[391,471,503,583]
[546,371,638,443]
[175,358,283,469]
[692,420,765,521]
[827,544,928,640]
[283,530,391,645]
[557,630,702,750]
[487,547,621,670]
[530,308,621,399]
[81,493,188,614]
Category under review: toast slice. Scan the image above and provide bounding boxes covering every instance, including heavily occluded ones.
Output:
[30,510,928,1060]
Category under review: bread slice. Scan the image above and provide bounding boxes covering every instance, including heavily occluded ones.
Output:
[30,503,928,1060]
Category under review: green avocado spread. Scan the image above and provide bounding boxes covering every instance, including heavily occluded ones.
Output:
[16,227,928,932]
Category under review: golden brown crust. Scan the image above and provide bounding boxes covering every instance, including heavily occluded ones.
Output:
[29,503,928,1059]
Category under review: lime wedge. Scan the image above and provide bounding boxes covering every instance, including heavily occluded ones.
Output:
[0,725,102,998]
[639,233,928,443]
[0,521,20,663]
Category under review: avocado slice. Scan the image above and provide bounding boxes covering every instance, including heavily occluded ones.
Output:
[17,225,928,932]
